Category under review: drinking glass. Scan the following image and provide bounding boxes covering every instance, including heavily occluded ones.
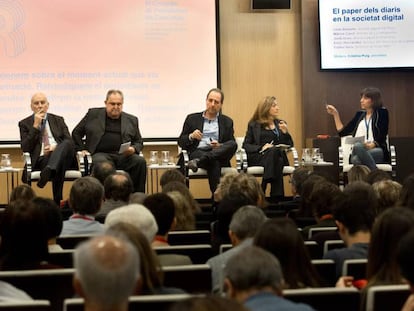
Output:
[0,154,11,169]
[161,151,170,165]
[149,151,159,165]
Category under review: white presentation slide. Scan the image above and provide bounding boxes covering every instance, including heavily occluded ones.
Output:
[0,0,218,141]
[319,0,414,69]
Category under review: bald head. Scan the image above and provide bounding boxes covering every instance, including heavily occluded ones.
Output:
[74,235,140,310]
[30,92,49,115]
[104,172,133,201]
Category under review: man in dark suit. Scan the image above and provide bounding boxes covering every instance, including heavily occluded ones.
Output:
[19,92,76,204]
[72,89,146,192]
[178,88,237,193]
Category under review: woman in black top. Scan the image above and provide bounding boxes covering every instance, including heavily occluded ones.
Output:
[326,87,389,170]
[243,96,294,199]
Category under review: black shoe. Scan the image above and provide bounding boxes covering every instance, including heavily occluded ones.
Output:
[37,166,52,188]
[188,159,200,173]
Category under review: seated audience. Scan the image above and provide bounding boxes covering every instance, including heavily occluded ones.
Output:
[91,160,116,185]
[9,184,35,203]
[162,181,201,213]
[170,296,248,311]
[33,197,63,252]
[61,176,105,236]
[106,222,185,295]
[296,174,326,218]
[96,172,134,219]
[372,180,402,215]
[213,171,239,203]
[0,280,33,302]
[105,204,158,243]
[224,246,315,311]
[207,206,267,294]
[324,182,376,278]
[167,191,196,231]
[159,169,186,189]
[399,173,414,210]
[365,169,391,185]
[254,218,320,289]
[279,167,311,212]
[347,165,370,183]
[73,235,140,311]
[398,230,414,311]
[129,192,147,204]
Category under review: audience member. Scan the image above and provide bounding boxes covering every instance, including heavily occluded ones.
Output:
[162,181,201,213]
[365,169,391,185]
[213,171,239,202]
[296,174,326,218]
[73,235,140,311]
[279,167,311,212]
[207,206,267,294]
[170,296,248,311]
[398,230,414,310]
[33,197,63,252]
[106,222,185,295]
[72,89,147,192]
[105,204,158,243]
[302,181,341,239]
[159,169,186,189]
[324,181,376,278]
[91,160,116,185]
[224,246,315,311]
[254,218,320,289]
[347,165,370,183]
[9,184,35,203]
[372,180,402,215]
[167,191,196,231]
[61,176,104,236]
[129,192,147,204]
[96,172,134,219]
[0,280,33,302]
[399,173,414,210]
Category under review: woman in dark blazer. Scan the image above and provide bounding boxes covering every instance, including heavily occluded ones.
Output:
[326,87,389,170]
[243,96,294,199]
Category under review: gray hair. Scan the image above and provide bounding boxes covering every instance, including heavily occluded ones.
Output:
[104,204,158,242]
[74,235,140,310]
[224,246,283,292]
[229,206,267,240]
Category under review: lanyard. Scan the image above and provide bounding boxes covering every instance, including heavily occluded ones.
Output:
[364,116,372,140]
[272,127,279,138]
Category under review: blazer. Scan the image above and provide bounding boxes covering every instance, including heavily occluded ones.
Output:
[72,108,143,154]
[338,108,390,163]
[178,112,235,153]
[19,113,73,172]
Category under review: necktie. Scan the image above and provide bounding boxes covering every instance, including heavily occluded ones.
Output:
[42,121,50,147]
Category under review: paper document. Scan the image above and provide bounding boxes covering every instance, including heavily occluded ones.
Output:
[344,136,364,145]
[119,142,131,154]
[275,144,291,149]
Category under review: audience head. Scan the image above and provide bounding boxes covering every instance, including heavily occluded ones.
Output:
[254,218,319,289]
[228,206,267,245]
[106,222,163,293]
[167,191,195,231]
[143,193,176,237]
[398,229,414,291]
[367,208,414,287]
[372,180,402,215]
[73,235,139,310]
[360,86,383,110]
[104,172,133,202]
[308,181,341,220]
[91,161,116,185]
[32,197,63,241]
[249,96,278,124]
[105,204,158,242]
[224,246,284,302]
[298,174,326,217]
[214,171,239,202]
[162,181,200,213]
[160,169,186,189]
[348,165,371,183]
[0,199,48,270]
[129,192,147,205]
[9,184,35,202]
[291,167,311,196]
[69,176,104,216]
[365,169,391,185]
[333,182,376,238]
[399,173,414,210]
[170,296,248,311]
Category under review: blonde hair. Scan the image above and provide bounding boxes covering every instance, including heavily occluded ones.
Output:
[249,96,277,124]
[167,191,195,231]
[372,180,402,215]
[348,165,371,183]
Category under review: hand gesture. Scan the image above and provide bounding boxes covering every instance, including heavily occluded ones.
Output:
[326,104,339,116]
[278,120,288,134]
[190,129,203,141]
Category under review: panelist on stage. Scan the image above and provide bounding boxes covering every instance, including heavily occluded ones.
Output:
[19,92,76,204]
[178,88,237,194]
[72,89,146,192]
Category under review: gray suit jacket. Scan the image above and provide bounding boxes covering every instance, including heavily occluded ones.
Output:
[72,108,143,154]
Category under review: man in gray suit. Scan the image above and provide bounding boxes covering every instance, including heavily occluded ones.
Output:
[72,90,146,192]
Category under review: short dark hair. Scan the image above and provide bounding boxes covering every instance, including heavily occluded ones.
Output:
[333,181,376,234]
[92,161,116,185]
[105,89,124,101]
[309,181,342,219]
[365,169,391,185]
[104,172,134,201]
[398,229,414,285]
[360,87,383,110]
[69,177,104,215]
[160,169,186,188]
[33,197,63,239]
[206,88,224,103]
[143,193,175,236]
[9,184,36,202]
[291,168,311,195]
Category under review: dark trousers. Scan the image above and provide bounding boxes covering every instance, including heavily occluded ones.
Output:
[35,139,76,204]
[93,152,147,192]
[190,140,237,193]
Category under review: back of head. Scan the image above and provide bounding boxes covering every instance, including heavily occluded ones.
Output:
[74,235,140,310]
[143,193,176,236]
[9,184,36,203]
[215,171,239,201]
[333,181,376,234]
[226,173,265,207]
[229,206,267,241]
[170,296,248,311]
[129,192,147,205]
[160,169,186,188]
[291,168,311,195]
[254,218,319,289]
[365,169,391,185]
[298,174,326,217]
[105,204,158,242]
[348,165,371,183]
[309,181,341,219]
[367,208,414,285]
[69,176,104,215]
[167,191,195,231]
[399,173,414,210]
[33,197,63,239]
[104,172,133,202]
[91,161,116,185]
[373,180,402,215]
[224,246,283,294]
[398,229,414,286]
[162,181,200,213]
